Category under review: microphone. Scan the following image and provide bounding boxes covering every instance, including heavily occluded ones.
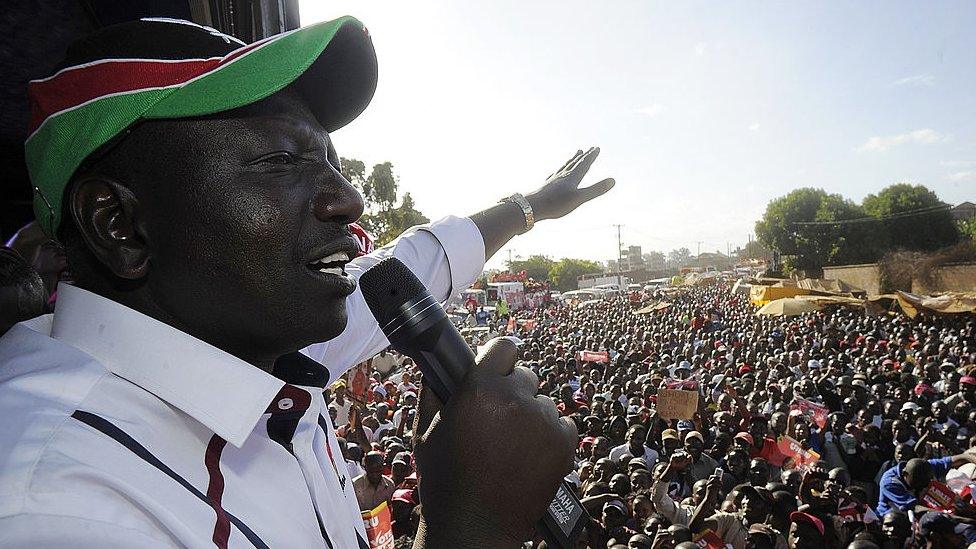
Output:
[360,257,587,548]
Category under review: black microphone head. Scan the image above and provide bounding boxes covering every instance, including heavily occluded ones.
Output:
[360,257,430,328]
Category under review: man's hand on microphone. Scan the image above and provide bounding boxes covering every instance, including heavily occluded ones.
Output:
[411,337,577,549]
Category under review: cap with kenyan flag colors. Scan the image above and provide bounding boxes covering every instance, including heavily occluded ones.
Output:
[26,16,377,236]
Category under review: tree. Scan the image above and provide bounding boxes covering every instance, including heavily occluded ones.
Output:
[737,239,770,260]
[755,188,882,272]
[507,254,554,280]
[862,183,959,252]
[959,218,976,243]
[643,251,666,270]
[340,158,430,246]
[548,258,603,292]
[668,248,692,267]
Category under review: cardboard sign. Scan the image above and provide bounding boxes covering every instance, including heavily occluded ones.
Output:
[361,501,395,549]
[578,350,609,363]
[656,388,699,420]
[921,480,957,512]
[790,398,830,429]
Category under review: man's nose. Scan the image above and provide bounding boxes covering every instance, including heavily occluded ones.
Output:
[312,170,365,224]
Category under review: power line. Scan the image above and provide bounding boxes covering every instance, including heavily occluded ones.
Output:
[790,203,953,227]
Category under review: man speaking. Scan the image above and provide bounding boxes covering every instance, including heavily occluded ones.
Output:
[0,15,613,548]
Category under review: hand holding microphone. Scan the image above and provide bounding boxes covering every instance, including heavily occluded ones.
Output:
[361,258,583,547]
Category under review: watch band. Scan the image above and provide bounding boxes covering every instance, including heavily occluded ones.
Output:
[502,193,535,233]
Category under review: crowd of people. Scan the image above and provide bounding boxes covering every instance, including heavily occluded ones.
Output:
[328,281,976,548]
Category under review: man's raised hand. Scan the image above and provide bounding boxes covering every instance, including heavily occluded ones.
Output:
[526,147,615,221]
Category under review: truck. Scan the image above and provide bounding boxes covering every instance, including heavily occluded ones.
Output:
[577,273,631,290]
[487,281,525,310]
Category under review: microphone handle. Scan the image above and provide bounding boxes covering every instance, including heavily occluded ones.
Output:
[387,311,586,548]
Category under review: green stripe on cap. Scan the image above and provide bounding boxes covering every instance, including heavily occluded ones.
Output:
[26,15,361,236]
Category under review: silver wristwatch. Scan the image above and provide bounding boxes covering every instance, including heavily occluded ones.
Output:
[502,193,535,233]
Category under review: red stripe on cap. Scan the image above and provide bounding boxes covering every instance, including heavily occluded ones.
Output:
[27,58,221,134]
[205,435,231,549]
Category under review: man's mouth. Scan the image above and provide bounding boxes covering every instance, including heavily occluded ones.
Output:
[306,250,353,276]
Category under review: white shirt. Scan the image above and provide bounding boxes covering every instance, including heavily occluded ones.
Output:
[608,443,660,466]
[0,216,484,548]
[330,397,353,426]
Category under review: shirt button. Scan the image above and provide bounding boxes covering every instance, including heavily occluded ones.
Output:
[278,398,294,410]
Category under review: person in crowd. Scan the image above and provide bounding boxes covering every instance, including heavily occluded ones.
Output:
[354,451,396,512]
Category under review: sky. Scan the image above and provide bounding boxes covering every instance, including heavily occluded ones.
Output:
[300,1,976,269]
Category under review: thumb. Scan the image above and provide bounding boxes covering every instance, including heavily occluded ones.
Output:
[578,177,615,203]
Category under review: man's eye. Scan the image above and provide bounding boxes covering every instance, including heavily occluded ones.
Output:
[258,152,296,165]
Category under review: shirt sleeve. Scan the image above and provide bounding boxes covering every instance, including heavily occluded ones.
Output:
[650,478,690,525]
[928,456,953,479]
[0,514,176,547]
[302,216,486,382]
[879,469,917,512]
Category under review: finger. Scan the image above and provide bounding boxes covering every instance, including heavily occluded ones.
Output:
[548,149,584,180]
[577,177,615,203]
[509,365,540,395]
[414,382,443,439]
[558,416,579,472]
[567,146,599,175]
[473,336,519,378]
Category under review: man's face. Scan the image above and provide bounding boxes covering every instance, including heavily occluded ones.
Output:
[108,89,363,364]
[882,515,910,540]
[684,438,704,461]
[365,458,384,484]
[627,426,646,448]
[742,494,768,524]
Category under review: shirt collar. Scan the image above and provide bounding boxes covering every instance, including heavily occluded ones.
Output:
[51,284,287,447]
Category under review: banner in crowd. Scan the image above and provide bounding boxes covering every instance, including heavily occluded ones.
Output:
[656,388,699,420]
[346,361,371,403]
[361,501,394,549]
[776,435,820,470]
[921,480,957,512]
[693,528,732,548]
[790,398,829,429]
[578,350,609,363]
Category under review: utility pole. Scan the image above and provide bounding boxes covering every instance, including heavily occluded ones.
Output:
[613,224,624,287]
[696,241,703,270]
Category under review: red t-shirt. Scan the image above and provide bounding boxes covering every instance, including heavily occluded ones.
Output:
[750,436,787,467]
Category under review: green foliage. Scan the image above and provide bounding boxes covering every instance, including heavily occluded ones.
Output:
[738,239,769,259]
[340,157,429,246]
[507,254,555,280]
[549,258,603,292]
[959,218,976,242]
[862,183,959,252]
[755,188,883,272]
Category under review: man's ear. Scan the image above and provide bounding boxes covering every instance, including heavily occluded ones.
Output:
[68,176,149,279]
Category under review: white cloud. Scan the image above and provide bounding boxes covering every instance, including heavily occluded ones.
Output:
[941,159,976,167]
[694,42,707,56]
[748,123,760,131]
[948,171,976,182]
[892,74,935,87]
[636,104,665,117]
[856,128,948,152]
